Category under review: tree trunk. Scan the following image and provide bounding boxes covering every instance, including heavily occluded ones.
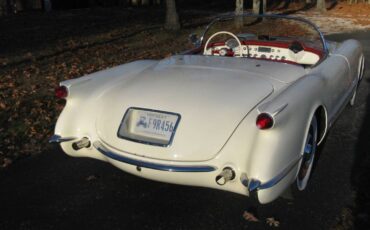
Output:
[165,0,180,31]
[235,0,243,14]
[252,0,266,14]
[235,0,244,29]
[261,0,266,14]
[253,0,259,14]
[316,0,326,12]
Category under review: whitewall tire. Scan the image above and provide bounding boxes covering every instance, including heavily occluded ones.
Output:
[296,116,318,191]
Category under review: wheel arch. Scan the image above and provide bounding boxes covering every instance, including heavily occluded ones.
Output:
[358,54,365,81]
[314,105,328,145]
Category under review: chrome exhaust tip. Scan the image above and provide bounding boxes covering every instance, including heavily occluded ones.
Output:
[72,137,91,150]
[215,167,235,185]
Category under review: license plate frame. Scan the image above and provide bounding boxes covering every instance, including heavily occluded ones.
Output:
[117,107,181,147]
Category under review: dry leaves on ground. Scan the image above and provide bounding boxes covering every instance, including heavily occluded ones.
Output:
[0,8,198,165]
[86,175,98,181]
[242,211,259,222]
[1,158,13,168]
[266,217,280,227]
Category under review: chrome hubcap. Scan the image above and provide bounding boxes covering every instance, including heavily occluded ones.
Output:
[298,132,313,181]
[297,119,317,191]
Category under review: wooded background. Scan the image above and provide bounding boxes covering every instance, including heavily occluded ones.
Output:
[1,0,369,16]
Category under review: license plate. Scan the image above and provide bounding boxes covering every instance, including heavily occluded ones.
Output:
[117,108,181,146]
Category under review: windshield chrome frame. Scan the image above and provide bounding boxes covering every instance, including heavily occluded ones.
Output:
[199,13,329,67]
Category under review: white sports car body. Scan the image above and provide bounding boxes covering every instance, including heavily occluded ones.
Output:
[50,14,365,204]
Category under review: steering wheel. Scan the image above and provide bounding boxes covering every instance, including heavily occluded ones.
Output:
[203,31,243,57]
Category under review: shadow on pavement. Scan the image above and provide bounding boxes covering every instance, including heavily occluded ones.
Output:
[352,76,370,229]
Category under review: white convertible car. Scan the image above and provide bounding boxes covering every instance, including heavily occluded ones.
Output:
[50,14,365,204]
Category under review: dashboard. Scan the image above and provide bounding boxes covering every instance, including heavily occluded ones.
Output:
[205,40,322,65]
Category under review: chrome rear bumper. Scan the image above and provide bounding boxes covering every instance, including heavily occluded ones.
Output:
[93,141,217,173]
[51,135,299,192]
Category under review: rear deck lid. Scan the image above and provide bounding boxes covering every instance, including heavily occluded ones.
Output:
[96,56,274,161]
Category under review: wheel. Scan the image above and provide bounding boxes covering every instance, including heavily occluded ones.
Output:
[296,116,318,191]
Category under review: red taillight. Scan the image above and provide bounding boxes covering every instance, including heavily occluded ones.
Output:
[55,85,68,99]
[256,113,274,129]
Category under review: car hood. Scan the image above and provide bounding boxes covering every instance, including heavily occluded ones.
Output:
[96,56,275,162]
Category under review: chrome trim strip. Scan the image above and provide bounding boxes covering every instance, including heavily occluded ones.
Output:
[93,141,217,173]
[248,179,261,192]
[247,155,302,191]
[257,102,288,119]
[49,135,77,143]
[271,103,288,117]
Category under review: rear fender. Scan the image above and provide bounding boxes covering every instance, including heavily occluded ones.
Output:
[54,60,158,152]
[250,74,325,203]
[60,60,158,99]
[332,39,363,82]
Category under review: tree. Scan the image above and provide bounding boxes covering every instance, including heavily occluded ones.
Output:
[316,0,326,12]
[164,0,180,30]
[261,0,266,13]
[253,0,260,14]
[253,0,266,14]
[235,0,244,28]
[235,0,243,14]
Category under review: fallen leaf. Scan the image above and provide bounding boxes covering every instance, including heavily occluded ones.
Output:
[266,217,280,227]
[86,175,98,181]
[1,158,13,168]
[25,52,33,58]
[243,211,259,222]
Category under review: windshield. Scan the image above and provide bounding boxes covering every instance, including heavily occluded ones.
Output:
[196,14,327,66]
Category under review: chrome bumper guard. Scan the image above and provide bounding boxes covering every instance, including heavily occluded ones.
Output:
[49,135,77,143]
[93,141,217,173]
[241,156,302,192]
